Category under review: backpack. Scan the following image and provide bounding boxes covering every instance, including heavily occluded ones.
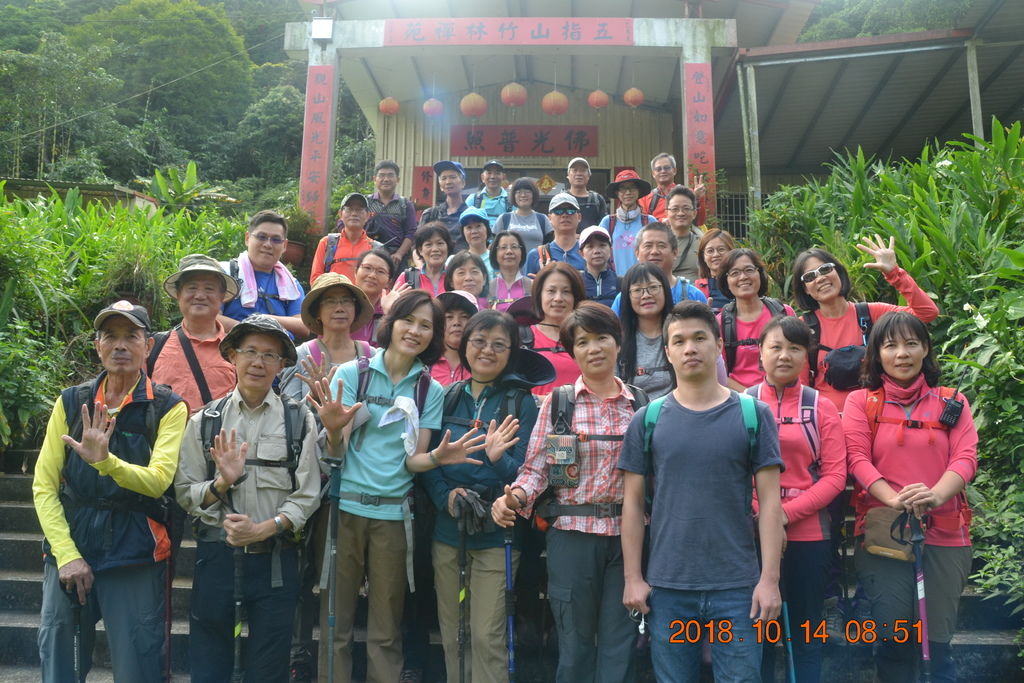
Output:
[349,355,431,450]
[607,213,651,239]
[720,297,788,373]
[641,391,759,509]
[442,380,530,433]
[471,191,510,213]
[365,196,409,243]
[745,383,820,473]
[306,338,372,369]
[535,244,553,270]
[518,325,565,354]
[803,302,872,390]
[227,258,286,314]
[403,267,420,288]
[147,324,213,406]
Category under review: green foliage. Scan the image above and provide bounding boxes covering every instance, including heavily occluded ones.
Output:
[800,0,975,42]
[0,319,63,449]
[235,85,305,183]
[746,117,1024,630]
[137,161,239,212]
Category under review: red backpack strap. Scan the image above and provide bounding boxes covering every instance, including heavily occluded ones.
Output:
[865,387,885,439]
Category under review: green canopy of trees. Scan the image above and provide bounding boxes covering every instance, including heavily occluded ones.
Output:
[800,0,976,42]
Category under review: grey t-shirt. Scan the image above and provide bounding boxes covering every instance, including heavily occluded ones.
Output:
[495,211,554,254]
[629,331,673,399]
[618,392,782,591]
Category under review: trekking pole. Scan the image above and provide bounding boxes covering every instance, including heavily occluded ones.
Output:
[504,526,516,683]
[458,508,468,683]
[62,582,83,683]
[780,592,797,683]
[320,456,344,683]
[909,514,931,683]
[231,547,245,683]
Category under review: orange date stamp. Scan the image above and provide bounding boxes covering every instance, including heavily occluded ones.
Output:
[665,619,923,645]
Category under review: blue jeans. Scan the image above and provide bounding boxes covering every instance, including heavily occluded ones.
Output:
[649,585,762,683]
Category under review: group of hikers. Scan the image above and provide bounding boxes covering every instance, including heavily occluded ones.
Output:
[33,151,976,683]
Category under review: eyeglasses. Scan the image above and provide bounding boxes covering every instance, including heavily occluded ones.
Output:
[498,243,522,251]
[320,296,356,308]
[629,284,663,298]
[250,233,285,245]
[726,266,759,279]
[357,264,390,277]
[653,165,675,173]
[666,206,695,214]
[704,246,729,256]
[800,262,837,284]
[375,172,397,179]
[551,207,579,215]
[467,337,510,354]
[235,347,284,364]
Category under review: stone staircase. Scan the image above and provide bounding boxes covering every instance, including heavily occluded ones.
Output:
[1,449,1021,681]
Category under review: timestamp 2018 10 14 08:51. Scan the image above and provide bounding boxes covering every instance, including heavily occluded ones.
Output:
[666,619,924,645]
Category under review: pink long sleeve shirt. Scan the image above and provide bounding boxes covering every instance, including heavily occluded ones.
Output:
[843,377,977,547]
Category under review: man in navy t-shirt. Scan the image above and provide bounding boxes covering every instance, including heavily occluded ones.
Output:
[619,301,783,683]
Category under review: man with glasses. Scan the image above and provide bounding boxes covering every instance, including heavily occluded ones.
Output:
[366,160,417,268]
[34,301,188,682]
[419,160,470,251]
[665,186,704,281]
[466,159,511,228]
[609,223,707,314]
[526,192,586,275]
[220,210,307,338]
[638,153,682,221]
[565,157,608,230]
[175,314,322,682]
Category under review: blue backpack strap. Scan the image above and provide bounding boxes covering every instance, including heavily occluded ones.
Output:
[642,395,667,466]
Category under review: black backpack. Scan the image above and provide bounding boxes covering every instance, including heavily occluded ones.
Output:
[518,325,565,353]
[803,302,873,390]
[720,297,788,373]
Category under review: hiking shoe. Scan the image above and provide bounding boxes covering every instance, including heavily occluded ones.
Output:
[399,668,423,683]
[824,601,846,643]
[289,659,314,682]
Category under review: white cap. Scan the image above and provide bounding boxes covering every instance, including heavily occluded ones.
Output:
[578,226,611,247]
[548,192,580,211]
[567,157,590,172]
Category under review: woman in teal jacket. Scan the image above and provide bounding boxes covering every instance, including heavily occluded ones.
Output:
[422,309,554,683]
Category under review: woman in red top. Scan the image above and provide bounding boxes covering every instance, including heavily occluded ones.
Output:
[395,223,451,296]
[749,316,846,683]
[527,262,584,396]
[792,235,939,413]
[844,312,977,683]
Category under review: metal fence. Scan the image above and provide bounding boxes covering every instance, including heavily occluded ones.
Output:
[714,191,749,240]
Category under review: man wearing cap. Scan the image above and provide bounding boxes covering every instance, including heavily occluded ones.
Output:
[566,157,608,230]
[609,222,708,314]
[366,160,417,268]
[599,170,655,274]
[149,254,239,414]
[465,160,511,228]
[33,300,188,682]
[525,192,586,275]
[175,314,322,682]
[579,226,620,307]
[311,193,380,285]
[419,160,470,250]
[220,209,308,338]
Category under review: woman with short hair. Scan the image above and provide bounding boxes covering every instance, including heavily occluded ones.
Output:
[395,223,453,296]
[494,178,553,254]
[693,228,735,311]
[488,231,531,312]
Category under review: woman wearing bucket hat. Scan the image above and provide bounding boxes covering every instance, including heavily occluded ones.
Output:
[433,291,479,387]
[279,273,374,402]
[599,169,655,274]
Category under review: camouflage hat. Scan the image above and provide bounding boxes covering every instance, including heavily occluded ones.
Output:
[162,253,238,301]
[219,314,297,366]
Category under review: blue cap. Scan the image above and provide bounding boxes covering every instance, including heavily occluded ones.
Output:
[433,160,465,179]
[459,207,489,227]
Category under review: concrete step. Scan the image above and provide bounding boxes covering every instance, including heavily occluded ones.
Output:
[0,502,40,533]
[1,450,37,475]
[0,532,198,578]
[0,474,33,500]
[0,664,191,682]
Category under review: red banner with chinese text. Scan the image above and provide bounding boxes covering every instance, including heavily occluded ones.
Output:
[412,166,435,209]
[450,125,598,157]
[683,63,716,198]
[384,18,632,46]
[299,65,335,232]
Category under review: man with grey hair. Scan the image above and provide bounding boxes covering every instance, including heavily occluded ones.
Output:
[639,152,683,221]
[609,222,707,314]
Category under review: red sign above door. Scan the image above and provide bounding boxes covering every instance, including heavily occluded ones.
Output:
[450,125,598,157]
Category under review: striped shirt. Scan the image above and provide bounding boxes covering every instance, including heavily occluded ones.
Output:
[514,375,639,536]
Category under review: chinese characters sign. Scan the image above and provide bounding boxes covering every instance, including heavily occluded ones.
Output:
[450,125,598,157]
[412,166,434,209]
[384,18,632,46]
[684,63,715,190]
[299,65,335,230]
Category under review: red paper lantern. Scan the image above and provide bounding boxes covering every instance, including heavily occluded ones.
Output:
[623,87,645,109]
[378,97,400,116]
[500,82,528,108]
[541,90,569,116]
[587,89,610,110]
[422,98,444,118]
[460,92,488,118]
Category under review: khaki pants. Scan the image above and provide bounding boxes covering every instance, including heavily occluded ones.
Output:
[319,512,407,683]
[433,541,519,683]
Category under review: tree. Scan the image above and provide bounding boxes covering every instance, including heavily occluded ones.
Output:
[234,85,305,182]
[799,0,974,43]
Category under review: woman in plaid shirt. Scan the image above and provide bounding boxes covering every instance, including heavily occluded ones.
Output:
[492,301,647,683]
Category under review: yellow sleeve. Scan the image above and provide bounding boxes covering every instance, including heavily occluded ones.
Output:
[31,398,79,569]
[91,401,188,497]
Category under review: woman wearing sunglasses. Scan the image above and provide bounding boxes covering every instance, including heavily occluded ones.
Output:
[792,235,938,412]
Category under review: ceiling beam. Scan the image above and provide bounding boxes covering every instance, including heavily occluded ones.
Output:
[935,45,1024,141]
[835,55,904,152]
[875,49,963,154]
[756,64,795,142]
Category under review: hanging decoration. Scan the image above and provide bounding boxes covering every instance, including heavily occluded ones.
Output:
[460,92,488,118]
[378,96,400,116]
[500,82,528,109]
[587,89,610,110]
[623,87,645,109]
[423,97,444,118]
[542,90,569,116]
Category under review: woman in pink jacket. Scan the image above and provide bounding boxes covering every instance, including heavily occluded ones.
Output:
[749,316,846,683]
[844,312,977,683]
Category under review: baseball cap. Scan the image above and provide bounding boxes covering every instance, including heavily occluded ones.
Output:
[459,207,490,227]
[579,226,611,247]
[548,192,580,211]
[340,192,369,209]
[567,157,591,172]
[433,160,466,179]
[483,160,504,171]
[94,300,152,332]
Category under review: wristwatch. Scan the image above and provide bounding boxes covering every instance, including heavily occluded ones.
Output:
[273,515,284,535]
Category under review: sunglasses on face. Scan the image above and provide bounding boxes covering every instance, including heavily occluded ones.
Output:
[551,207,579,215]
[800,262,837,284]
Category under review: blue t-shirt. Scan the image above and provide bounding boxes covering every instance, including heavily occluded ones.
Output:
[610,277,707,315]
[525,241,586,275]
[221,269,305,323]
[331,353,444,521]
[599,213,655,274]
[466,189,511,228]
[618,392,782,591]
